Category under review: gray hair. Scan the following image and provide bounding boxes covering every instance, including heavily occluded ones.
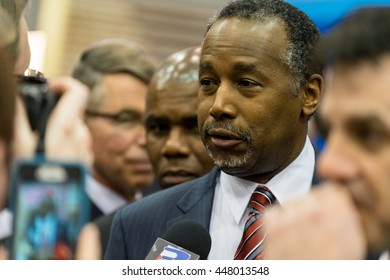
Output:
[72,38,156,109]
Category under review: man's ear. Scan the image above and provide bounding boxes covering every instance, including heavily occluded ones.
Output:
[302,74,323,117]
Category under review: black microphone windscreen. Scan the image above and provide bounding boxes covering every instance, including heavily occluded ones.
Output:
[164,220,212,260]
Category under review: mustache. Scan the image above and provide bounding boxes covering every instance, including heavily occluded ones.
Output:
[202,121,251,142]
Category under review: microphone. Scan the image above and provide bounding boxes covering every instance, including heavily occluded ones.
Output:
[145,219,212,260]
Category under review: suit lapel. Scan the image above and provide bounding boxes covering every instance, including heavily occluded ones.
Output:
[166,167,220,231]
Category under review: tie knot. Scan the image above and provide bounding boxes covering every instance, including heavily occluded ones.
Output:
[249,185,277,212]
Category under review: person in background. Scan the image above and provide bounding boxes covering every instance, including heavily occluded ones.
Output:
[145,46,214,189]
[264,7,390,260]
[76,46,215,259]
[72,39,157,218]
[104,0,322,260]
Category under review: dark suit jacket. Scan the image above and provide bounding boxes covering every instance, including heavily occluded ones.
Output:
[104,167,219,260]
[104,142,324,260]
[88,180,161,221]
[91,181,161,257]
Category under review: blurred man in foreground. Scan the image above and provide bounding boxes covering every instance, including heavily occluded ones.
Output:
[264,7,390,260]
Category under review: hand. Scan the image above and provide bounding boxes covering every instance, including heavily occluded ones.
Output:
[45,77,93,167]
[13,76,93,167]
[0,243,8,260]
[75,223,102,260]
[263,184,367,259]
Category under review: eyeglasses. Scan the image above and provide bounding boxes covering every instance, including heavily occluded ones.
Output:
[85,109,143,129]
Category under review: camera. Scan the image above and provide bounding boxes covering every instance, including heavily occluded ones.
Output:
[17,69,59,132]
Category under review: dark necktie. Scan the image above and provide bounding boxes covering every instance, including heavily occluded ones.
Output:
[234,185,277,260]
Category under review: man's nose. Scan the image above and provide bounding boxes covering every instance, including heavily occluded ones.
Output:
[209,84,237,120]
[161,128,190,158]
[317,132,359,183]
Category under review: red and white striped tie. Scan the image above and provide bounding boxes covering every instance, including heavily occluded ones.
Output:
[234,185,277,260]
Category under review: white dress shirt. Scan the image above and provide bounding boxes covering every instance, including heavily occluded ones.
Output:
[0,208,12,240]
[379,251,389,260]
[85,175,141,215]
[208,136,315,260]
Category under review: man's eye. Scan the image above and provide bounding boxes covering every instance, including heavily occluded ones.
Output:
[116,113,138,124]
[238,79,259,88]
[200,78,217,88]
[186,123,199,135]
[200,79,219,96]
[200,79,212,86]
[360,130,386,150]
[349,123,388,152]
[147,124,169,135]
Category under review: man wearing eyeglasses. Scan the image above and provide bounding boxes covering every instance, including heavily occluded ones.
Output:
[72,38,157,219]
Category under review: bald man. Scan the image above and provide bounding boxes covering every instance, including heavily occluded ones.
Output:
[145,46,214,189]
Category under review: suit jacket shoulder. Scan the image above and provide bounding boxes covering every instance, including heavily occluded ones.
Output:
[104,167,220,260]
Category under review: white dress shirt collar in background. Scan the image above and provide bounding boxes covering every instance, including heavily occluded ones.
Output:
[379,251,389,260]
[0,208,12,240]
[86,175,141,215]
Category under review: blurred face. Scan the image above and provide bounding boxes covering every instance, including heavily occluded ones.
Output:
[199,18,308,183]
[318,57,390,253]
[85,73,154,199]
[146,50,214,188]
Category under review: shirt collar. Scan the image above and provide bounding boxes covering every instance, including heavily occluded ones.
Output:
[266,135,315,204]
[85,175,138,214]
[220,136,315,225]
[0,208,12,240]
[219,171,257,225]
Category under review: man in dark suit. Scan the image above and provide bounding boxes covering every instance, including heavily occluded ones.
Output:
[105,0,323,260]
[72,39,157,219]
